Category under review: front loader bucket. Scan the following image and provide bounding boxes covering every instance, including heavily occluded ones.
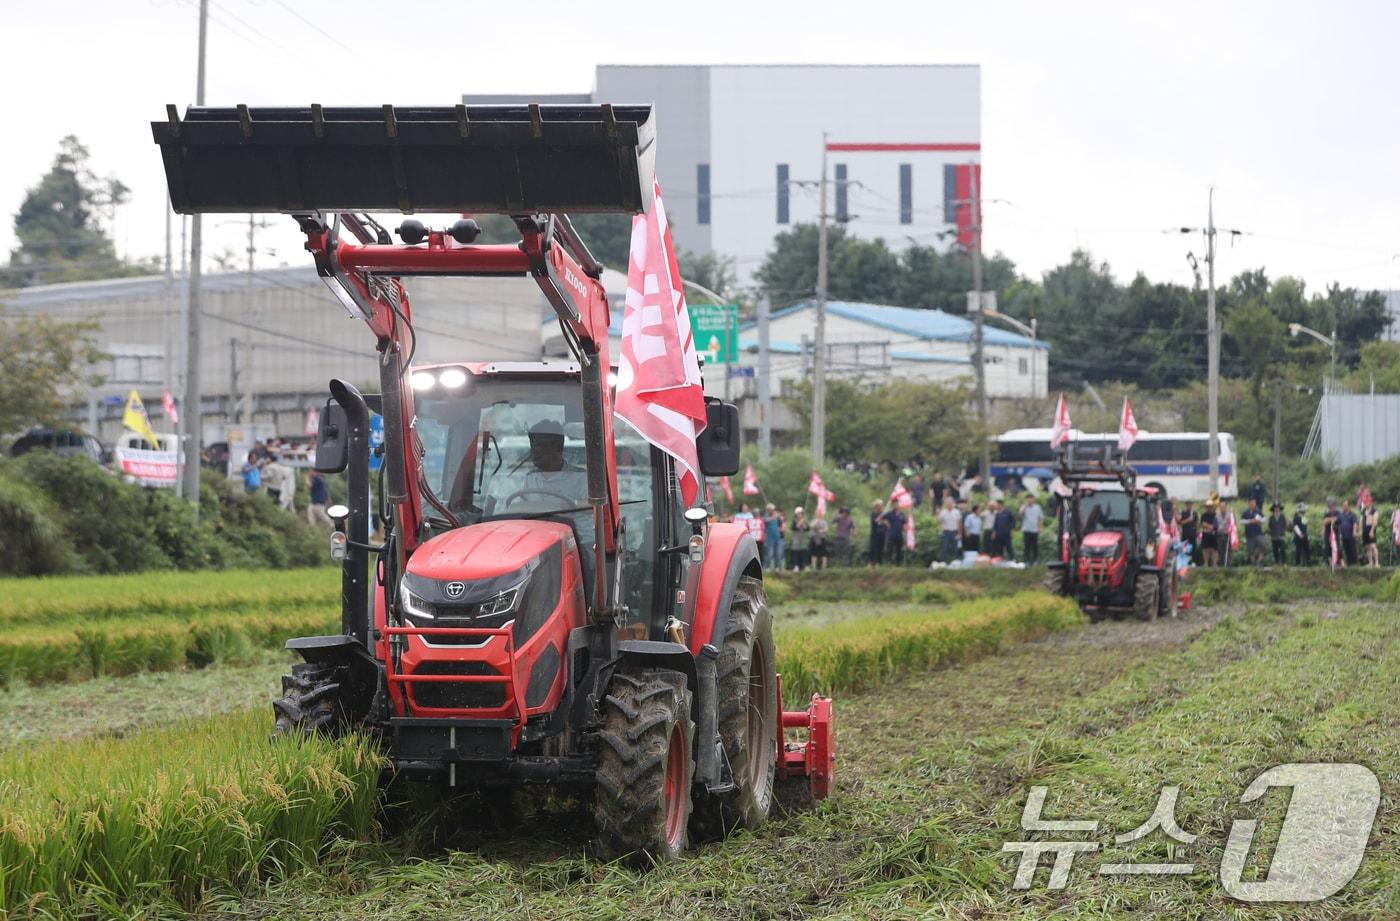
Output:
[152,103,655,215]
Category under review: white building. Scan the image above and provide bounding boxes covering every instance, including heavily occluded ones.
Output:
[466,64,981,282]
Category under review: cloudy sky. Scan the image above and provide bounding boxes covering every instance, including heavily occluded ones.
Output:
[4,0,1398,294]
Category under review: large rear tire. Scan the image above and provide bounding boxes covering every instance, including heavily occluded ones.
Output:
[1133,572,1159,622]
[691,575,778,839]
[594,668,694,865]
[272,662,347,736]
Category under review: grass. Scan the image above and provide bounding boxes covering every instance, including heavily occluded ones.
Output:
[193,599,1398,921]
[763,566,1041,607]
[0,591,1083,918]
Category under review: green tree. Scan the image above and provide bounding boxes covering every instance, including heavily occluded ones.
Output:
[677,250,738,303]
[568,214,632,269]
[784,377,983,467]
[4,136,143,287]
[755,223,1020,312]
[0,304,104,436]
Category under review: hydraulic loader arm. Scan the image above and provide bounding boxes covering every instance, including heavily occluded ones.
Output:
[153,103,655,613]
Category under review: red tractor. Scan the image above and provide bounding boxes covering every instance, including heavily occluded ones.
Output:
[152,104,833,862]
[1043,442,1176,621]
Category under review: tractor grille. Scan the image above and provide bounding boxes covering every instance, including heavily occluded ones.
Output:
[409,662,506,710]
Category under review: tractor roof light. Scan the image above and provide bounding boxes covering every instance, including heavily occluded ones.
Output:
[438,368,468,388]
[410,371,437,391]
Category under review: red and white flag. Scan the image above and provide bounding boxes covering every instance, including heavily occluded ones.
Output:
[1050,394,1072,449]
[742,464,760,496]
[889,478,914,509]
[1391,507,1400,547]
[304,406,320,437]
[615,181,708,505]
[719,475,734,504]
[1118,397,1140,452]
[161,389,179,425]
[809,470,836,516]
[1227,509,1239,551]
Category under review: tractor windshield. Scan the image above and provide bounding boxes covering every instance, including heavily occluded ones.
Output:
[1077,490,1131,533]
[414,377,589,526]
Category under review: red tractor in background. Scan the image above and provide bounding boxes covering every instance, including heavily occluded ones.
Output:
[152,103,832,863]
[1043,441,1176,621]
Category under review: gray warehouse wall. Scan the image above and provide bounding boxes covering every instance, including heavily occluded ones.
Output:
[1320,393,1400,468]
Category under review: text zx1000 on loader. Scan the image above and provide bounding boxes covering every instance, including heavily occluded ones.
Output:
[152,103,833,862]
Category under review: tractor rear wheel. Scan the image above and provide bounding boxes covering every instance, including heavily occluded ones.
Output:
[594,668,694,865]
[691,575,778,840]
[1133,572,1159,622]
[272,662,347,736]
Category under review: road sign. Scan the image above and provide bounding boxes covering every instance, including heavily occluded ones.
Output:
[688,302,739,364]
[727,365,755,379]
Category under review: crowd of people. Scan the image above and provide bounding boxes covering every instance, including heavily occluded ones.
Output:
[1172,476,1392,570]
[238,440,333,528]
[715,465,1397,574]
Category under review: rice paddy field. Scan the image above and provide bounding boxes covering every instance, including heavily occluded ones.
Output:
[1,565,1397,919]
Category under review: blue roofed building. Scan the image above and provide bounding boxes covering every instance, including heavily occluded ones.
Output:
[543,281,1049,444]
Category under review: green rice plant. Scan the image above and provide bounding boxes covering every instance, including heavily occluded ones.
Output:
[0,605,338,687]
[776,592,1082,700]
[908,580,960,605]
[0,567,340,628]
[0,710,382,917]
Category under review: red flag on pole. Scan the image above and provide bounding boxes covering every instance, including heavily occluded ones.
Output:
[719,475,734,504]
[809,470,836,515]
[742,464,760,496]
[615,181,708,505]
[889,478,913,509]
[161,389,179,425]
[1050,394,1072,449]
[1118,397,1140,452]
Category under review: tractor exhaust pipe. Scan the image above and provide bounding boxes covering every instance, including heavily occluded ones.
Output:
[329,379,372,647]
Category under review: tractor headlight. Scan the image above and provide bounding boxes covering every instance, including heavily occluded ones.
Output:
[478,585,522,617]
[399,581,435,620]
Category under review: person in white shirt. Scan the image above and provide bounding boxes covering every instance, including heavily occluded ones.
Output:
[937,497,962,563]
[1020,496,1044,564]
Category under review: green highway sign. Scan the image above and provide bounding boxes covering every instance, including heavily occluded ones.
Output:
[689,302,739,364]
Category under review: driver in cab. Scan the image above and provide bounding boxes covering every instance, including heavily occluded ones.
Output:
[522,419,587,501]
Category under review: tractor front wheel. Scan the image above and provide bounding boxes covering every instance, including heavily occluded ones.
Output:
[691,575,778,840]
[1133,572,1159,622]
[594,668,694,865]
[272,662,348,736]
[1043,567,1067,596]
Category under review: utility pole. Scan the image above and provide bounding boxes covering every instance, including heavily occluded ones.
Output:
[970,163,988,484]
[1205,188,1220,495]
[757,293,772,455]
[242,215,266,427]
[182,0,208,506]
[810,133,830,465]
[1272,380,1283,506]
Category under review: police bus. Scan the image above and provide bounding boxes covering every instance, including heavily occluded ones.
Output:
[991,428,1238,502]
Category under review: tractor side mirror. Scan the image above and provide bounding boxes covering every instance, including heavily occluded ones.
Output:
[314,402,349,473]
[696,399,740,477]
